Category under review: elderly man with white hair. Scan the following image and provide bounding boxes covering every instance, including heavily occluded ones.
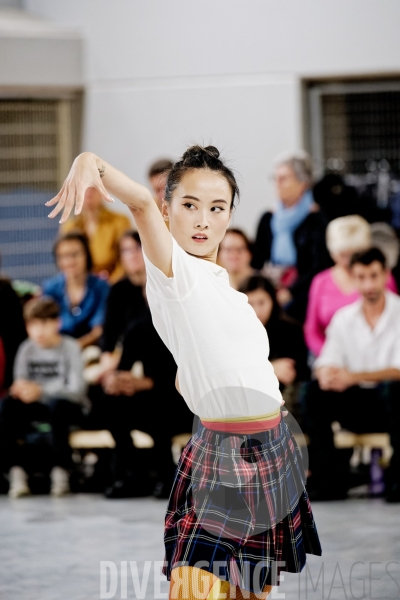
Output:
[252,151,330,322]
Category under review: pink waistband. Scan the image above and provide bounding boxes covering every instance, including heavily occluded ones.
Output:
[200,412,282,434]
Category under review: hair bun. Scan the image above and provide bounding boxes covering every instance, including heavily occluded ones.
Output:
[182,144,221,167]
[204,145,220,160]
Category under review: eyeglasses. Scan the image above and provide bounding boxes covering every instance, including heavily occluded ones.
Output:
[56,251,85,260]
[219,246,248,254]
[269,173,297,184]
[120,247,142,255]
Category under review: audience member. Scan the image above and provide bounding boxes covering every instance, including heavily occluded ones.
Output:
[148,159,174,210]
[301,248,400,502]
[305,216,398,357]
[97,310,192,499]
[43,233,109,348]
[240,276,309,418]
[0,298,85,498]
[61,188,130,282]
[0,338,5,398]
[0,276,26,391]
[99,231,147,374]
[371,222,400,289]
[252,151,330,322]
[218,228,255,289]
[313,173,359,221]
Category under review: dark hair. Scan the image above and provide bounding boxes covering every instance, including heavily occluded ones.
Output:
[220,228,253,253]
[53,232,93,272]
[24,296,60,322]
[239,275,281,324]
[148,158,174,179]
[350,247,387,270]
[165,145,239,209]
[119,230,141,247]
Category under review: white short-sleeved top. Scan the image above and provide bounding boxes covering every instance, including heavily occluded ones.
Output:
[315,291,400,383]
[142,236,282,419]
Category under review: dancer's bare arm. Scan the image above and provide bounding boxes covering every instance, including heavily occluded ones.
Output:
[46,152,172,276]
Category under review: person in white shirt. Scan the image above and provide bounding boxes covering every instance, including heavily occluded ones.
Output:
[302,247,400,503]
[45,144,321,599]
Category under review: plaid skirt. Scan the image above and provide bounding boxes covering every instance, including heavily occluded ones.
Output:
[163,416,322,593]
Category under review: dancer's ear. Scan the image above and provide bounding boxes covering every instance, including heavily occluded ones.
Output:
[161,199,169,221]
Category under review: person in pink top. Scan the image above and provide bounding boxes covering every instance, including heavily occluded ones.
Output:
[305,215,398,357]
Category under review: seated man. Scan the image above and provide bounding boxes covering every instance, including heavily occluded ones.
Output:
[96,309,192,499]
[0,297,85,498]
[301,248,400,502]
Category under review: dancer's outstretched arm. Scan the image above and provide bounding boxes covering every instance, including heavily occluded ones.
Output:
[46,152,172,276]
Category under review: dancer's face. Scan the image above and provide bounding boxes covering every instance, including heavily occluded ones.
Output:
[162,169,232,261]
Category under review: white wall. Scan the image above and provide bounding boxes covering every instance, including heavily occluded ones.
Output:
[0,9,82,87]
[24,0,400,235]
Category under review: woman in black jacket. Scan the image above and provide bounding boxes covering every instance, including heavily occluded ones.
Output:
[251,151,331,322]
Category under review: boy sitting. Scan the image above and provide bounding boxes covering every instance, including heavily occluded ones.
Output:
[0,297,85,497]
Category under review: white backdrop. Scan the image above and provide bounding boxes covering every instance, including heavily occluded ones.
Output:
[24,0,400,235]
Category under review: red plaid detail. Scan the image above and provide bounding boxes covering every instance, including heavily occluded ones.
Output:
[163,419,322,594]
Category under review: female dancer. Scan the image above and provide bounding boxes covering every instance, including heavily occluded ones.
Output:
[47,146,321,599]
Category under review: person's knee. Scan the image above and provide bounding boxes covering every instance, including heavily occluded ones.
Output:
[0,396,21,421]
[299,380,321,414]
[380,381,400,416]
[47,398,70,415]
[169,566,219,600]
[380,380,400,397]
[47,398,81,426]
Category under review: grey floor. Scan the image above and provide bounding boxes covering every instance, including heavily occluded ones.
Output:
[0,495,399,600]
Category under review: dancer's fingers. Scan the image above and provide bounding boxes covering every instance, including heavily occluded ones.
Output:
[45,195,62,207]
[95,181,114,204]
[48,191,67,219]
[45,184,65,207]
[59,188,76,224]
[74,185,86,216]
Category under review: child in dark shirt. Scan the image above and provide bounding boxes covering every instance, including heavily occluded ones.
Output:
[0,297,85,498]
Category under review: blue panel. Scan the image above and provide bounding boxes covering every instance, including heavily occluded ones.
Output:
[1,252,56,267]
[0,191,60,283]
[0,228,58,244]
[0,205,57,220]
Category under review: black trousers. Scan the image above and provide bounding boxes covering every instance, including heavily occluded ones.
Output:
[0,396,83,471]
[300,380,400,490]
[86,386,191,484]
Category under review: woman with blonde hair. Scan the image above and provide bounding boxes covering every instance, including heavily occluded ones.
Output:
[305,215,397,356]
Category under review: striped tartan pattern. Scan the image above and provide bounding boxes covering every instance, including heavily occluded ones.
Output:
[163,418,322,594]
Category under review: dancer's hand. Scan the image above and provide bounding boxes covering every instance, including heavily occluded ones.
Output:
[45,152,114,224]
[46,151,172,278]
